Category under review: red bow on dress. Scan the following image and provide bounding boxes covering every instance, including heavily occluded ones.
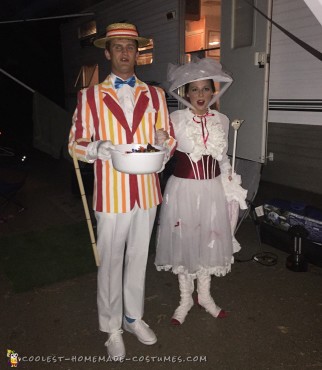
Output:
[193,111,215,148]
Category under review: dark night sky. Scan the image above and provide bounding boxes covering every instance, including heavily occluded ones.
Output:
[0,0,104,152]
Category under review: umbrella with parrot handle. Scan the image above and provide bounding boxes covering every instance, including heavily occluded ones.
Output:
[227,119,245,251]
[231,119,244,174]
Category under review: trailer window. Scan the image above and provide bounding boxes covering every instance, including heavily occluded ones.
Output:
[78,20,97,38]
[74,64,99,89]
[78,20,97,48]
[185,0,221,60]
[137,39,154,65]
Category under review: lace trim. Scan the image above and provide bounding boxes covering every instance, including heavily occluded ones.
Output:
[186,110,226,163]
[155,262,233,278]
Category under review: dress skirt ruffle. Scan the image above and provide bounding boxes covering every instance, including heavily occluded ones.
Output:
[155,175,234,277]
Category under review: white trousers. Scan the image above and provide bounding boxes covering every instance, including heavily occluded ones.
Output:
[95,204,157,333]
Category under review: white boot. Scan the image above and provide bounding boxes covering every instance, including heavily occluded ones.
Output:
[171,273,194,325]
[196,274,227,318]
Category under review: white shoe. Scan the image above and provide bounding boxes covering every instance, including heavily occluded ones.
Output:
[123,319,157,345]
[104,329,125,361]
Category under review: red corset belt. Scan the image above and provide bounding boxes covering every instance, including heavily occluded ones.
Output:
[173,151,221,180]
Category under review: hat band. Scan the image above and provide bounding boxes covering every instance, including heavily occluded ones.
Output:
[107,28,139,38]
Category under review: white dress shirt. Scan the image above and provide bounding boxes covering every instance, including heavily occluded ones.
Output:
[110,73,135,128]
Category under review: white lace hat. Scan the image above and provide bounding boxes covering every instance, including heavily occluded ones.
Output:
[167,57,233,109]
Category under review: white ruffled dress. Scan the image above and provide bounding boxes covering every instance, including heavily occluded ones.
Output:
[155,108,247,277]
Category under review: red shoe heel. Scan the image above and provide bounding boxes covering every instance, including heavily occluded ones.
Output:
[195,296,228,318]
[170,318,181,326]
[194,295,202,308]
[217,309,228,319]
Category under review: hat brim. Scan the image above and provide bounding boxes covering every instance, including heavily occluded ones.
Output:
[94,35,151,48]
[168,80,233,110]
[166,58,234,109]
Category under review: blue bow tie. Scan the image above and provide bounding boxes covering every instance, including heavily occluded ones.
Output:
[114,76,136,89]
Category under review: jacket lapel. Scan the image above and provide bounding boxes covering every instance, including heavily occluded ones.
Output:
[101,77,132,141]
[101,77,151,142]
[132,86,150,136]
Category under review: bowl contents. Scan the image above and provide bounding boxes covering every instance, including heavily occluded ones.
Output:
[126,143,160,153]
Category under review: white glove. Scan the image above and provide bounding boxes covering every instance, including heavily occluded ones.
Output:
[155,129,169,146]
[221,172,248,210]
[97,140,115,161]
[85,140,115,162]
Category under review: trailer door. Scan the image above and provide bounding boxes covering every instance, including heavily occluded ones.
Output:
[220,0,273,163]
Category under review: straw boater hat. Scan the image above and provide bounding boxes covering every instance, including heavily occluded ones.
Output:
[94,22,150,48]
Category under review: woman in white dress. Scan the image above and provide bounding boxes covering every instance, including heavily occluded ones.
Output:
[154,58,247,325]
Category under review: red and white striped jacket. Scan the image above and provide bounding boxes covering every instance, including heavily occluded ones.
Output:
[68,75,176,213]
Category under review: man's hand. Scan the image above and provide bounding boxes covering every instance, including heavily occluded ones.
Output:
[155,129,169,146]
[97,140,115,161]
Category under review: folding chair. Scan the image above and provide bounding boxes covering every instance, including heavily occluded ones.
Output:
[234,157,263,244]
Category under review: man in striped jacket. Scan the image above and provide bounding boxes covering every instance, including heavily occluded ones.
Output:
[68,23,176,361]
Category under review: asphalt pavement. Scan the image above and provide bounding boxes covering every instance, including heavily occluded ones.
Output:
[1,150,322,370]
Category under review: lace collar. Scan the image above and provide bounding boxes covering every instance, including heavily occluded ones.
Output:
[185,109,226,163]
